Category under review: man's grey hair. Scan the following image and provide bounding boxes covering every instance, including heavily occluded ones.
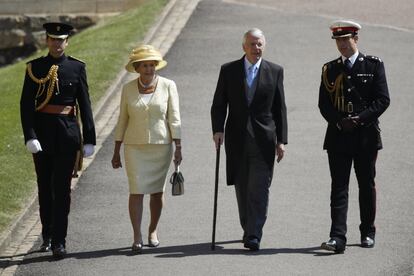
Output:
[242,28,266,45]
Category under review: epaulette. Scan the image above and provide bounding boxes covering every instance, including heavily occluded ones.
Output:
[68,55,85,64]
[364,55,382,62]
[26,56,45,65]
[327,57,341,65]
[322,58,340,71]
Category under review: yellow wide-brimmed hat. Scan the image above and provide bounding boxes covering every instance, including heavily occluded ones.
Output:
[125,45,167,73]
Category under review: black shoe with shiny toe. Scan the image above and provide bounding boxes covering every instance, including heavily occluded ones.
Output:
[244,237,260,251]
[321,238,345,253]
[131,241,143,253]
[39,239,51,252]
[361,237,375,248]
[52,244,67,259]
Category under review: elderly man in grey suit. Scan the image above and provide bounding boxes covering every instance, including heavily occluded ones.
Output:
[211,28,288,251]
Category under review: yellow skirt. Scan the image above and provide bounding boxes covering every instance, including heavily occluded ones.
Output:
[124,144,172,194]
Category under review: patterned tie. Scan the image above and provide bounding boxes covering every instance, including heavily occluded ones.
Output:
[344,59,352,70]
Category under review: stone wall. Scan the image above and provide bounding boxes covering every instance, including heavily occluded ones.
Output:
[0,0,145,66]
[0,14,101,66]
[0,0,144,14]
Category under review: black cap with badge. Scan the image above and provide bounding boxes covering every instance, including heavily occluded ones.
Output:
[43,22,74,39]
[330,20,361,39]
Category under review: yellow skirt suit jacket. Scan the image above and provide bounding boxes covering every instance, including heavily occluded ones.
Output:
[115,76,181,194]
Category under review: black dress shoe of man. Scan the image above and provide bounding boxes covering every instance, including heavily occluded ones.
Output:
[321,238,345,253]
[244,238,260,251]
[39,239,51,252]
[52,244,67,259]
[361,237,375,248]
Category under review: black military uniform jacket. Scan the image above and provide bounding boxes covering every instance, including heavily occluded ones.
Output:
[318,52,390,153]
[20,54,96,153]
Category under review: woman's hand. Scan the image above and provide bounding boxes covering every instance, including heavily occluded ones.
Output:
[112,141,123,169]
[111,152,122,169]
[174,148,182,166]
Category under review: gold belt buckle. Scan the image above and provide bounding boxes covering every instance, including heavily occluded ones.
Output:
[347,102,354,113]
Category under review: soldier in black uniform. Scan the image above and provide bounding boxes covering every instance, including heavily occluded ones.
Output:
[20,22,96,259]
[318,20,390,253]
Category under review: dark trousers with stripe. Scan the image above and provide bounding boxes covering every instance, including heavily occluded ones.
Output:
[235,133,273,241]
[33,151,77,248]
[327,150,378,243]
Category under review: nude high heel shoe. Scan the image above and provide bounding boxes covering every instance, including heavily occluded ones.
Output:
[148,235,160,247]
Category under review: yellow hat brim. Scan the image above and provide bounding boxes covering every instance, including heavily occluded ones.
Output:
[125,58,167,73]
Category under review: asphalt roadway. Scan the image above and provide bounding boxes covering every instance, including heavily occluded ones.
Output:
[8,0,414,275]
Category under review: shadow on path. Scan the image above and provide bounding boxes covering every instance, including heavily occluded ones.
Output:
[151,240,336,258]
[1,240,341,269]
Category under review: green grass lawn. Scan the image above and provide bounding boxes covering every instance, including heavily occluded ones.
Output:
[0,0,168,234]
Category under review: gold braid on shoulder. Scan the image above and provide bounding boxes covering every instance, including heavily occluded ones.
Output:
[27,63,59,111]
[322,65,346,112]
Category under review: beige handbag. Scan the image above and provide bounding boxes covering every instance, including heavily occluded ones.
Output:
[170,165,184,196]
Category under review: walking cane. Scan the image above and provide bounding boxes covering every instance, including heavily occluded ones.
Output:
[211,144,220,250]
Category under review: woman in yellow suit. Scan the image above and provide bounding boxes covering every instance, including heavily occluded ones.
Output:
[111,45,182,253]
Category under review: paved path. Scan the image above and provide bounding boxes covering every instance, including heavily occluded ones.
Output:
[1,0,413,275]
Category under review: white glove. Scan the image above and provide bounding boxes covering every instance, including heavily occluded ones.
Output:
[26,139,42,154]
[83,144,95,157]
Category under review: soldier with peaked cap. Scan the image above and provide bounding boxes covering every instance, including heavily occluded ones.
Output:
[319,20,390,253]
[20,22,96,259]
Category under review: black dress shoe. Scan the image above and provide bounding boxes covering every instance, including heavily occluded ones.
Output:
[321,238,345,253]
[39,239,51,252]
[244,238,260,251]
[52,244,67,259]
[361,237,375,248]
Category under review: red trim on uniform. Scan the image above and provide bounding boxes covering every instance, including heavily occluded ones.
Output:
[331,26,358,32]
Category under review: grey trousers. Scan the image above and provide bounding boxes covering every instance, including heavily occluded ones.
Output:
[235,133,273,241]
